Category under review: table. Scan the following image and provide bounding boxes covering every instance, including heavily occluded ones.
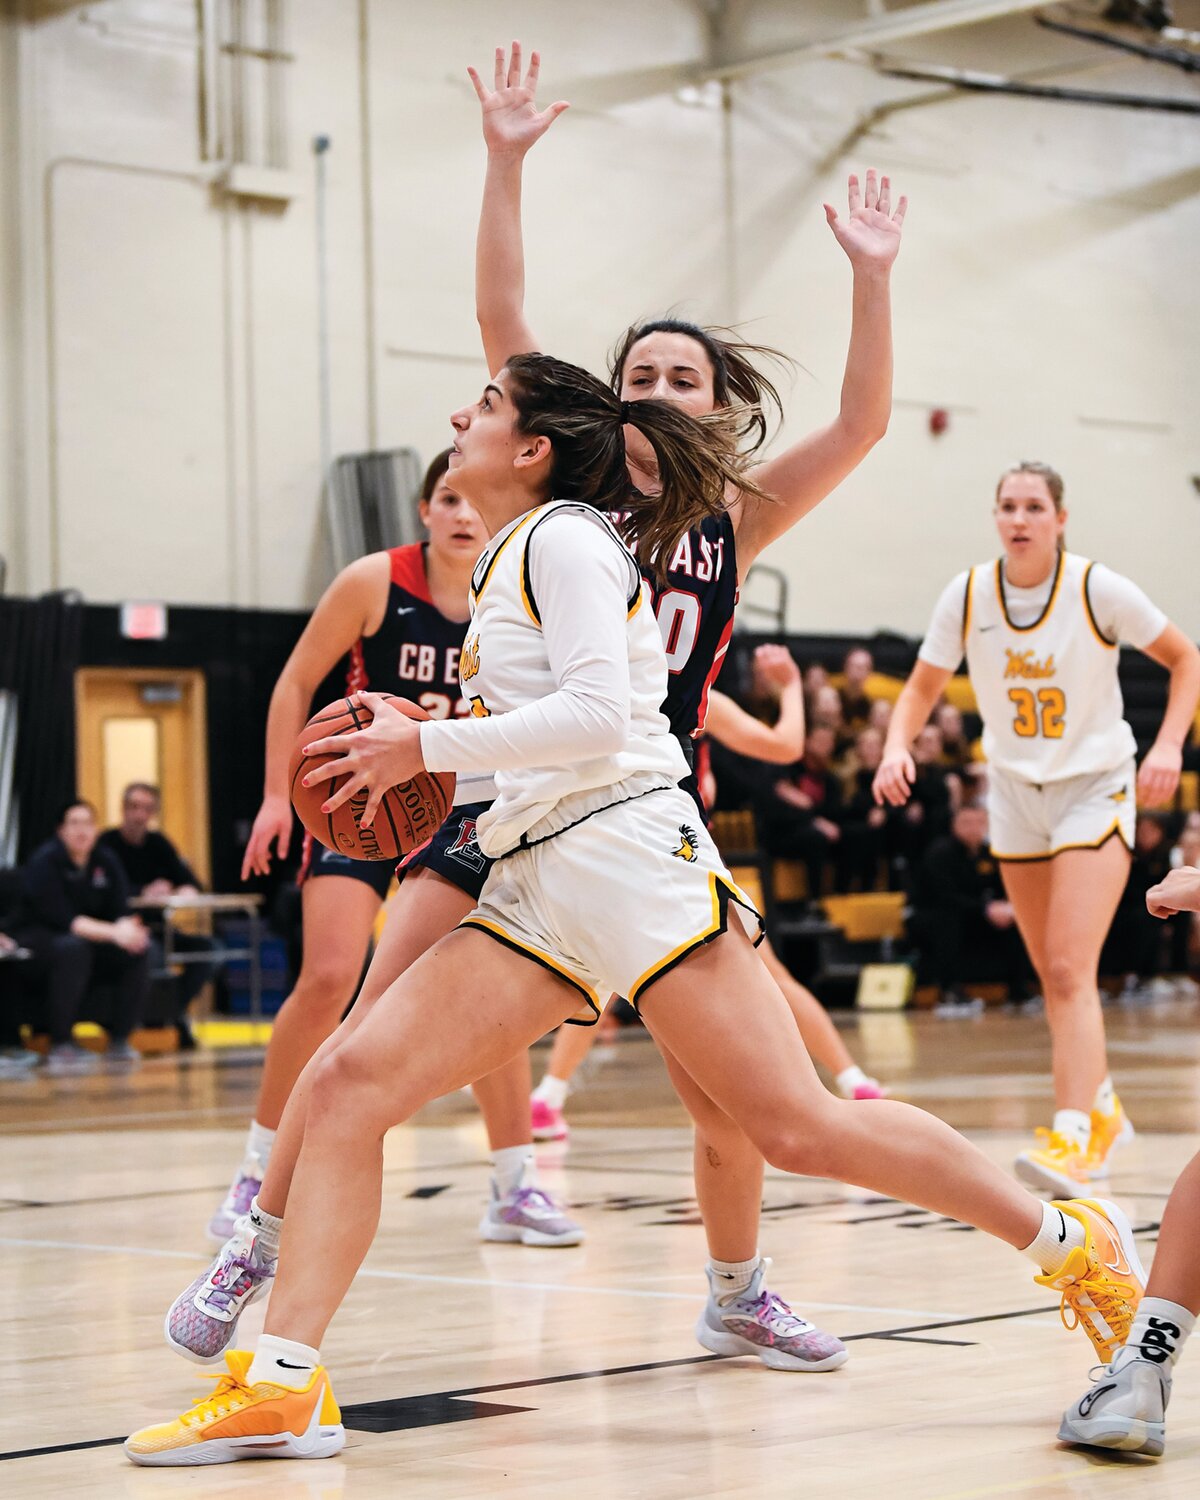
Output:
[129,893,265,1021]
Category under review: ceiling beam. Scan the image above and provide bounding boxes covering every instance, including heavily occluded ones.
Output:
[699,0,1051,84]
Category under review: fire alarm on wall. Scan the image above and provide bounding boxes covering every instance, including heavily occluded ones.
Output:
[929,408,950,436]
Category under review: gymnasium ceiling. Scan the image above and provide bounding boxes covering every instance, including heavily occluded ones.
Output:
[556,1,1200,122]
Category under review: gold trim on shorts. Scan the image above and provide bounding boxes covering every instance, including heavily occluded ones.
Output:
[992,818,1133,864]
[460,916,603,1025]
[627,871,764,1008]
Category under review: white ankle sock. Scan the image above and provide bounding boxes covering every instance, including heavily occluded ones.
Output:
[1124,1297,1196,1371]
[247,1334,319,1388]
[247,1195,283,1257]
[1052,1108,1091,1152]
[1093,1076,1116,1116]
[492,1145,535,1199]
[532,1074,569,1111]
[1021,1202,1086,1275]
[708,1251,761,1305]
[835,1066,870,1098]
[245,1119,276,1172]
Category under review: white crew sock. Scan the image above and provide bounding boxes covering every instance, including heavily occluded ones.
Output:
[1123,1297,1196,1371]
[532,1074,569,1111]
[1093,1076,1116,1117]
[245,1119,276,1172]
[247,1334,320,1389]
[1021,1202,1086,1275]
[1052,1108,1092,1152]
[707,1252,761,1305]
[491,1145,536,1200]
[835,1066,871,1098]
[247,1195,283,1257]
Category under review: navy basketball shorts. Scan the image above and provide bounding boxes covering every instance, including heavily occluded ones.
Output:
[398,800,494,903]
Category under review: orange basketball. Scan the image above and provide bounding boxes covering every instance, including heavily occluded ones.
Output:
[288,695,455,862]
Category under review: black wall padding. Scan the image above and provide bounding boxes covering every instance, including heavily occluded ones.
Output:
[0,593,85,860]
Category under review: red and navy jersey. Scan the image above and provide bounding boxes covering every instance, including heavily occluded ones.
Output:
[619,512,738,740]
[349,544,469,721]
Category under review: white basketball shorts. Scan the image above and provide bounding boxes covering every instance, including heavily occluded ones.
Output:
[987,757,1136,862]
[461,786,763,1023]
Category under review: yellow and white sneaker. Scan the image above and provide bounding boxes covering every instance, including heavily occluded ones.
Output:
[125,1350,344,1466]
[1087,1095,1135,1178]
[1015,1129,1093,1197]
[1035,1197,1147,1364]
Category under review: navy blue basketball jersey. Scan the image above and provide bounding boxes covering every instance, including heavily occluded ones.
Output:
[350,544,469,721]
[617,513,738,740]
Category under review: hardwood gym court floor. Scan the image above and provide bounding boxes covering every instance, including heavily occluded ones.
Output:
[2,997,1198,1498]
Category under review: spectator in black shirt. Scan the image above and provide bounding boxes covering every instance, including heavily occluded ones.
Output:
[901,724,958,862]
[99,783,216,1045]
[754,722,845,897]
[13,799,150,1072]
[910,803,1028,1000]
[99,783,201,897]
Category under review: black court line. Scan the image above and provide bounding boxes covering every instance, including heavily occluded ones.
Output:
[0,1304,1057,1462]
[0,1162,488,1215]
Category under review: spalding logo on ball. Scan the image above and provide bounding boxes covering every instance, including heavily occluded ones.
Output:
[288,695,455,861]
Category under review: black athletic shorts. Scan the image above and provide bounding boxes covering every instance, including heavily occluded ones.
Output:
[300,834,395,900]
[398,800,493,902]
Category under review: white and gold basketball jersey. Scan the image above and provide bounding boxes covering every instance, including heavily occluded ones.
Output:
[461,500,688,856]
[964,551,1136,784]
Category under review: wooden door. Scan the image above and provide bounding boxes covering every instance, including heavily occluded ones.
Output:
[75,668,210,885]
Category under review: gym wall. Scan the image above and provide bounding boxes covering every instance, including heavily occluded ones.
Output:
[2,2,1197,635]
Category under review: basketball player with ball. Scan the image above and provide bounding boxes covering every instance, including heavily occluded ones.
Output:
[129,354,1145,1466]
[205,451,584,1263]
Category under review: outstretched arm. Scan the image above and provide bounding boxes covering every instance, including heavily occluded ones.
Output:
[705,646,805,763]
[241,554,387,878]
[469,42,568,375]
[734,170,906,574]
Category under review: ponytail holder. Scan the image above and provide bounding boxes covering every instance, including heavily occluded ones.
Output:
[619,401,633,423]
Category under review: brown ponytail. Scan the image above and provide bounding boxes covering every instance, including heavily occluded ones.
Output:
[504,352,764,582]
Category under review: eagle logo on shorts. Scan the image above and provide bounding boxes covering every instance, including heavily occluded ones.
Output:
[673,824,699,863]
[1110,786,1128,804]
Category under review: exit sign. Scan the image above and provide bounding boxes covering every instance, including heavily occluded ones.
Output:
[120,601,168,640]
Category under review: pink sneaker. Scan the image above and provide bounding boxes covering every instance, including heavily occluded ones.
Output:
[530,1097,569,1142]
[852,1079,886,1100]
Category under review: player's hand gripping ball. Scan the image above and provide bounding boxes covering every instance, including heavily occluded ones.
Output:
[289,693,455,861]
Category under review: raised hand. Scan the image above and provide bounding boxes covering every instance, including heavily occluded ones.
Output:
[468,41,569,159]
[824,170,907,272]
[754,643,801,694]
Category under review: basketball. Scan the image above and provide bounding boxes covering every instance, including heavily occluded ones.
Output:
[288,695,455,862]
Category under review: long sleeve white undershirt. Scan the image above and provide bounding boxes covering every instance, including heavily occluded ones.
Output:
[419,514,636,775]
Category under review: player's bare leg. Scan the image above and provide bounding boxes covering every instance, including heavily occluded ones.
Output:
[531,1018,601,1138]
[1004,840,1131,1195]
[263,931,584,1348]
[207,876,382,1241]
[758,938,884,1098]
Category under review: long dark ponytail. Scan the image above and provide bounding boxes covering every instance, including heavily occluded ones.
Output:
[504,352,763,581]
